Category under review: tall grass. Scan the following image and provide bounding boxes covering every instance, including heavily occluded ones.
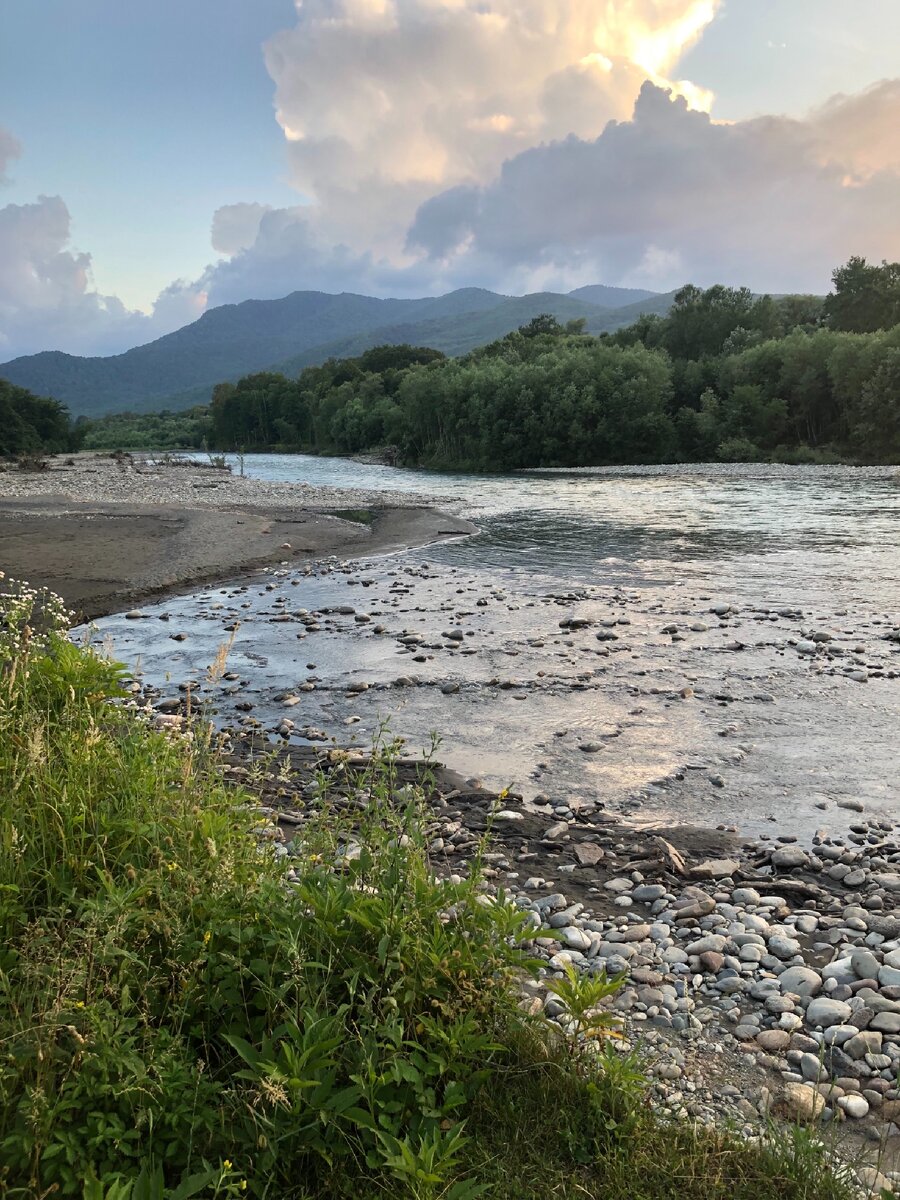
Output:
[0,576,859,1199]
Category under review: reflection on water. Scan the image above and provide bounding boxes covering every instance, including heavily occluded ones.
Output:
[87,457,900,840]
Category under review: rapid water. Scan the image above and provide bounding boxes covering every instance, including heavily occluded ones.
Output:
[226,455,900,608]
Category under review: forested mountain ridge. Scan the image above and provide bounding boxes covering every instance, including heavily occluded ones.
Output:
[0,285,665,418]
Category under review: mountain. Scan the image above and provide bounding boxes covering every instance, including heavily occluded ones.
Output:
[568,284,660,307]
[0,285,667,418]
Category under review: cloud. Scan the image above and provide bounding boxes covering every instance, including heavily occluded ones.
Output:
[0,127,22,184]
[404,81,900,295]
[211,202,274,255]
[263,0,721,255]
[809,79,900,179]
[0,185,204,360]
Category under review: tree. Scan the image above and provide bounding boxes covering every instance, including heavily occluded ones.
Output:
[824,257,900,333]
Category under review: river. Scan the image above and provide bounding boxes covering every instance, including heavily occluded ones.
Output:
[84,458,900,841]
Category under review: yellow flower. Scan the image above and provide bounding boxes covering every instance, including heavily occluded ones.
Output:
[240,1184,247,1192]
[74,1001,85,1010]
[167,862,178,872]
[203,930,211,946]
[223,1159,233,1170]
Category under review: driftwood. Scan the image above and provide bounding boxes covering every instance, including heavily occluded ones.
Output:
[735,870,827,900]
[653,837,688,877]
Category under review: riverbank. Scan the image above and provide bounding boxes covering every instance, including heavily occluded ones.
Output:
[0,582,870,1198]
[0,453,473,618]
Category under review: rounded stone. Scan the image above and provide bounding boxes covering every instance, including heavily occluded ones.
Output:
[837,1094,870,1119]
[806,997,852,1027]
[783,1083,825,1122]
[757,1029,791,1052]
[778,966,822,997]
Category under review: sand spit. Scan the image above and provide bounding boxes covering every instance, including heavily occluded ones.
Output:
[0,454,473,619]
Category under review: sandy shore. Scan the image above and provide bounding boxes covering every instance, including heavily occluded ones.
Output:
[0,454,473,618]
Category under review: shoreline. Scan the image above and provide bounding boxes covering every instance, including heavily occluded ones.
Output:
[0,454,474,619]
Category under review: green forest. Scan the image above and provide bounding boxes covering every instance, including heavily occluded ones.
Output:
[7,257,900,468]
[203,257,900,469]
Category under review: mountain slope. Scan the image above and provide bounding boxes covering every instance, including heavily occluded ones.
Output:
[568,284,660,307]
[0,285,667,417]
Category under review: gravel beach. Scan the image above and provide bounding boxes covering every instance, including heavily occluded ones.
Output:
[0,453,473,618]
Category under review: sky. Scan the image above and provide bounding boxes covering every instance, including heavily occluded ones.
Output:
[1,0,899,360]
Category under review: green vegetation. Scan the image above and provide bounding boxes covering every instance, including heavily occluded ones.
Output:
[80,407,213,452]
[0,579,856,1199]
[0,378,78,457]
[204,260,900,467]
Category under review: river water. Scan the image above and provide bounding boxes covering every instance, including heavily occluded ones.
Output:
[85,458,900,841]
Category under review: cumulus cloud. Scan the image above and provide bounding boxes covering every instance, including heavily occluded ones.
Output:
[404,81,900,295]
[0,184,204,360]
[263,0,721,255]
[211,203,274,255]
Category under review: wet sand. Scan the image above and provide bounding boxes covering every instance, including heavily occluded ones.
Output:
[0,500,471,619]
[0,456,473,619]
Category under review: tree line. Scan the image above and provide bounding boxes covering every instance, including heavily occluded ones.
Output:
[7,257,900,468]
[203,258,900,468]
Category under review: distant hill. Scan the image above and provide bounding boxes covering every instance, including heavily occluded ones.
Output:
[0,285,669,418]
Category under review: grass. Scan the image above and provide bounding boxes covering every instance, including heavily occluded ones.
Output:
[0,575,862,1199]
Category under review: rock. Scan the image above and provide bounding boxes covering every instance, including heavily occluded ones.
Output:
[771,847,809,869]
[494,810,524,822]
[782,1083,825,1122]
[851,950,881,980]
[561,927,592,952]
[870,1012,900,1034]
[757,1029,791,1052]
[573,843,604,866]
[857,1167,893,1195]
[673,893,717,920]
[700,951,725,973]
[633,884,666,902]
[807,997,852,1027]
[768,935,802,960]
[779,966,823,998]
[879,966,900,988]
[691,858,739,879]
[868,873,900,892]
[686,935,728,955]
[578,743,603,753]
[837,1094,869,1119]
[543,822,570,841]
[732,887,761,906]
[799,1052,824,1082]
[822,958,858,986]
[844,1031,883,1060]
